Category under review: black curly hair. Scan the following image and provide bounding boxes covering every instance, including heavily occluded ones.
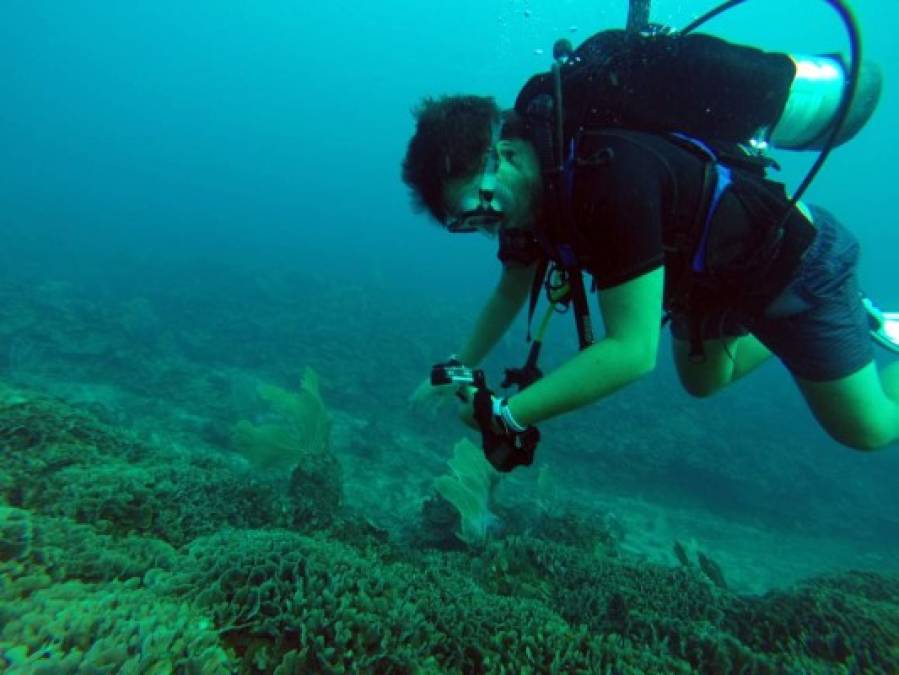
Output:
[401,95,501,225]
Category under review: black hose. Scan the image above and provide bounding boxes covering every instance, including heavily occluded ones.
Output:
[680,0,742,35]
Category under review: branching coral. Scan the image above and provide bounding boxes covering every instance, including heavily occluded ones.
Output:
[0,382,340,545]
[0,578,236,673]
[147,527,692,673]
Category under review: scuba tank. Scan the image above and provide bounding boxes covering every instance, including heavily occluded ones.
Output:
[516,1,880,154]
[514,31,881,153]
[769,54,881,150]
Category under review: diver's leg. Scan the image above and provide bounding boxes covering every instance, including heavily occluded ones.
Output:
[747,206,899,448]
[672,333,772,398]
[884,361,899,400]
[796,361,899,450]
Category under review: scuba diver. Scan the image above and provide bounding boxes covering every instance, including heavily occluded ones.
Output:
[402,3,899,471]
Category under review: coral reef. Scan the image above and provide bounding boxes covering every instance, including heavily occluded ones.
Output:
[1,578,236,673]
[433,438,500,545]
[2,265,899,673]
[231,368,342,528]
[147,527,690,673]
[725,572,899,672]
[4,388,898,675]
[230,368,332,472]
[0,383,345,546]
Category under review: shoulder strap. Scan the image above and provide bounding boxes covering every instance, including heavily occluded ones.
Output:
[525,257,549,342]
[523,81,595,351]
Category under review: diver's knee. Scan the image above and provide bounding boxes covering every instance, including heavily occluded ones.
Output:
[825,421,894,452]
[673,349,730,399]
[678,375,722,399]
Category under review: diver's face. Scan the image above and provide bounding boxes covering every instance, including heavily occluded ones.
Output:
[443,139,541,236]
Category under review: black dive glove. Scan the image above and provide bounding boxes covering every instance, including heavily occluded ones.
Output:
[472,387,540,472]
[431,362,541,472]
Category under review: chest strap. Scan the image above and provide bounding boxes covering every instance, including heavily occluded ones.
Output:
[668,133,734,274]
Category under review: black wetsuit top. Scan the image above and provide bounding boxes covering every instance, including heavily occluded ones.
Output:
[498,129,816,311]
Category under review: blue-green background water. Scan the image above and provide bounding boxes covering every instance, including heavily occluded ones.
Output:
[3,1,898,291]
[2,1,899,668]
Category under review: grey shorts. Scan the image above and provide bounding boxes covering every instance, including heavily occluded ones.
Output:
[670,206,873,382]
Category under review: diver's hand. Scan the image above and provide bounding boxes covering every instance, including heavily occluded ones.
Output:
[456,385,480,429]
[461,386,540,472]
[457,386,508,435]
[409,356,470,415]
[408,376,458,415]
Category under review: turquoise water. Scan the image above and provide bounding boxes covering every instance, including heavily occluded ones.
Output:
[1,1,899,671]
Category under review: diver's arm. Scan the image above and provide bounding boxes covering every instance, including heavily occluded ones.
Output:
[507,266,664,425]
[457,262,538,365]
